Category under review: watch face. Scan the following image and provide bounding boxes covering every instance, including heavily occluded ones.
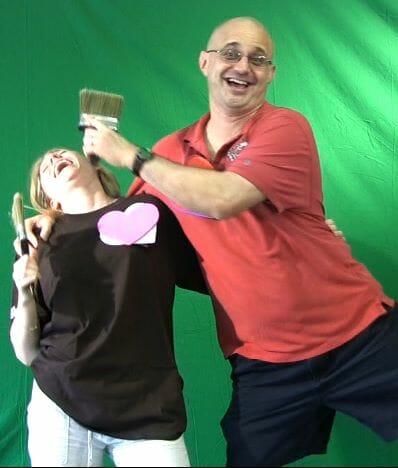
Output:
[133,147,153,176]
[138,147,153,161]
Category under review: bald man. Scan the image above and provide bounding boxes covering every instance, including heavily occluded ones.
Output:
[34,17,398,467]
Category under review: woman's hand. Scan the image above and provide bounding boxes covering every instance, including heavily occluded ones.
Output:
[12,250,40,291]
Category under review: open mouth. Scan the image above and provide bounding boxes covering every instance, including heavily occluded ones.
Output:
[54,159,72,177]
[225,77,250,89]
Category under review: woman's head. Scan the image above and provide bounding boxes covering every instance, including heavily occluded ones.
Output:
[30,148,120,213]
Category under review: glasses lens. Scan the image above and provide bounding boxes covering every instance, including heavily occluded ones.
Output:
[249,55,268,66]
[220,48,241,62]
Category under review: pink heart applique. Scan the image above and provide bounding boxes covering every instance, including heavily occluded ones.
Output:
[97,203,159,246]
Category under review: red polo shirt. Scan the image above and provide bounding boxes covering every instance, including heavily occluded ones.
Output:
[129,102,394,363]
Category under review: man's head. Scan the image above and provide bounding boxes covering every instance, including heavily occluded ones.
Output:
[199,17,276,115]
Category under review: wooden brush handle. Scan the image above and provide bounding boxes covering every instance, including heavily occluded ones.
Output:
[79,124,100,165]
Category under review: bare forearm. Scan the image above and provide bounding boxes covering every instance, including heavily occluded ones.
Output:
[82,118,265,218]
[10,289,40,366]
[139,155,265,219]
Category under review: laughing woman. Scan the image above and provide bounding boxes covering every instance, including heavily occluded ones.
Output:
[10,148,207,467]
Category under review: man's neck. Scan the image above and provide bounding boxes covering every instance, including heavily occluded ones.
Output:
[205,102,264,157]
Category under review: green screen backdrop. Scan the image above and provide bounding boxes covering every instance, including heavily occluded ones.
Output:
[0,0,397,466]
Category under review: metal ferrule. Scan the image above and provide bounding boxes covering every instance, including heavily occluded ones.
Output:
[78,113,119,131]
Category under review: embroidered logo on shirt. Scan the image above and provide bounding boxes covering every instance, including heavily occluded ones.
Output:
[97,203,159,245]
[227,140,248,161]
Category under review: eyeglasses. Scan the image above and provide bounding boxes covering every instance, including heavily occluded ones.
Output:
[205,48,272,67]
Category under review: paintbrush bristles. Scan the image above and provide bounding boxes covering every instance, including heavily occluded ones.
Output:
[79,88,124,132]
[11,192,30,255]
[12,193,24,231]
[79,89,124,118]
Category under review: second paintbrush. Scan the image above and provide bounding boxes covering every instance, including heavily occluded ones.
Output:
[11,192,30,255]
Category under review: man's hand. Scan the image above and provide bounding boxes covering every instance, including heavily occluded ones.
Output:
[326,218,345,240]
[24,213,55,248]
[82,116,137,169]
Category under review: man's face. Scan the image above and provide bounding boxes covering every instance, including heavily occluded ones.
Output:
[200,20,275,115]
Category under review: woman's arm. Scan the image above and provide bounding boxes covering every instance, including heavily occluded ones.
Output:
[10,252,41,366]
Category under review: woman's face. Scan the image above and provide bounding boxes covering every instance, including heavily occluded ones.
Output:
[38,149,94,208]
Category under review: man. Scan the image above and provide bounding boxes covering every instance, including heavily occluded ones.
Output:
[35,17,398,467]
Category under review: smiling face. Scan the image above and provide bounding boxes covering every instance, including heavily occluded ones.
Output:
[199,17,276,115]
[31,149,96,211]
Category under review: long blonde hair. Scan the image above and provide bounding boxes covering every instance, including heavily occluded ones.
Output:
[29,148,121,214]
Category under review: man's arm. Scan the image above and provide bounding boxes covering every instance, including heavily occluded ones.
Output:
[83,117,265,219]
[82,116,346,238]
[139,158,264,219]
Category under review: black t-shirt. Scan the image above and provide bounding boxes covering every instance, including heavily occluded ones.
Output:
[12,194,207,440]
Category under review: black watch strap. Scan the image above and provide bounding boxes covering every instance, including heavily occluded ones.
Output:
[132,147,154,176]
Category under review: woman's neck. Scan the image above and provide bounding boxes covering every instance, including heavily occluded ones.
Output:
[60,188,117,214]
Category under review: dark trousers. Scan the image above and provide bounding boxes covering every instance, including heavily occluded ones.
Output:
[222,304,398,467]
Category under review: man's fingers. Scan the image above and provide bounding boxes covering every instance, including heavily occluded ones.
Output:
[325,218,346,240]
[13,238,22,256]
[37,217,54,241]
[325,218,336,229]
[25,216,40,247]
[24,214,55,244]
[26,230,38,248]
[84,115,109,131]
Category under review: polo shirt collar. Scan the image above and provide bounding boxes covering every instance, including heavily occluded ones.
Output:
[183,102,272,156]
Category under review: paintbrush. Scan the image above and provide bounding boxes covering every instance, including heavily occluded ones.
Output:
[78,88,124,164]
[11,192,37,299]
[11,192,30,255]
[78,88,124,131]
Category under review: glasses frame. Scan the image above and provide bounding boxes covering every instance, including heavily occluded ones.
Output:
[205,48,273,67]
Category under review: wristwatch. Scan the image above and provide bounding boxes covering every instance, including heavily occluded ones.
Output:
[132,146,154,176]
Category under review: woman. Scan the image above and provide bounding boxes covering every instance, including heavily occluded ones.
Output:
[10,148,207,467]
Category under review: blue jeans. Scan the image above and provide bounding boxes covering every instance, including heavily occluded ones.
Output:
[27,381,190,467]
